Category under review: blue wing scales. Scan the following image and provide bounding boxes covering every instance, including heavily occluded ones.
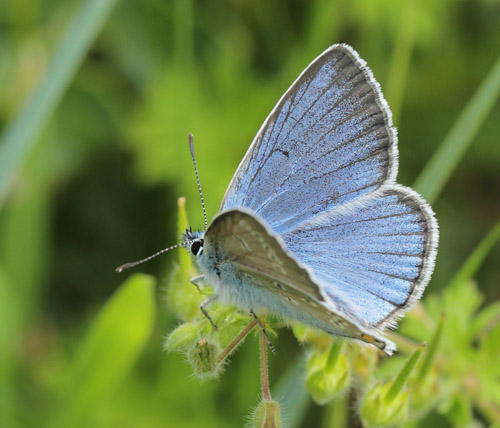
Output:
[214,43,438,341]
[221,44,397,233]
[282,185,438,328]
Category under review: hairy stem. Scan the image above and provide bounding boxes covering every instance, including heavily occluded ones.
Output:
[260,327,272,401]
[216,318,258,364]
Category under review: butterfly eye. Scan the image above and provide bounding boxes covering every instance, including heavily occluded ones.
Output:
[191,239,204,256]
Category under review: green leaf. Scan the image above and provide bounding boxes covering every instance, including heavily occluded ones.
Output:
[441,280,483,349]
[47,274,155,428]
[361,344,424,427]
[414,55,500,203]
[417,313,445,379]
[0,0,119,209]
[470,301,500,339]
[442,394,473,427]
[386,343,425,403]
[176,197,192,273]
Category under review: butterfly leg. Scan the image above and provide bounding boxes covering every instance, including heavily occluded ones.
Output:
[200,294,218,331]
[190,274,205,291]
[250,309,276,355]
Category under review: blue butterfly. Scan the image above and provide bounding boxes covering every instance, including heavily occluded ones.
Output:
[120,44,439,355]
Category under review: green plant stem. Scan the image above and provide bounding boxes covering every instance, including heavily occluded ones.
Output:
[325,341,343,372]
[260,328,272,401]
[216,318,258,364]
[323,394,348,428]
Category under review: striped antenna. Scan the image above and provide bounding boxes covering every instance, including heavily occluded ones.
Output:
[115,242,188,272]
[189,133,208,230]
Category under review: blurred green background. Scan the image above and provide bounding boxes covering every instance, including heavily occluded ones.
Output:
[1,0,500,427]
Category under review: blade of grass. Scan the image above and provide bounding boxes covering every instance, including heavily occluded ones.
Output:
[0,0,118,210]
[448,216,500,290]
[414,55,500,204]
[47,274,155,428]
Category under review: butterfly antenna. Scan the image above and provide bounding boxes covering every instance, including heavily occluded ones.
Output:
[115,242,188,272]
[189,133,208,230]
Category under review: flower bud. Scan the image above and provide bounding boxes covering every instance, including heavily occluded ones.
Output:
[305,341,350,404]
[186,337,221,380]
[360,381,409,427]
[164,322,199,352]
[252,399,282,428]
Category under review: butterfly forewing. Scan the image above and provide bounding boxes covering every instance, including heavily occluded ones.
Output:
[202,209,395,353]
[221,44,397,234]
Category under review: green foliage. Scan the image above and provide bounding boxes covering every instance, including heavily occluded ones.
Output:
[165,198,500,426]
[1,0,500,427]
[49,273,156,428]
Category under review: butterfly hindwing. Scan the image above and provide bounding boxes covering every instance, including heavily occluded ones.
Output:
[202,209,395,353]
[221,44,397,233]
[282,185,438,329]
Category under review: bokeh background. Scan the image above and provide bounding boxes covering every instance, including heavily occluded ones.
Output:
[1,0,499,427]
